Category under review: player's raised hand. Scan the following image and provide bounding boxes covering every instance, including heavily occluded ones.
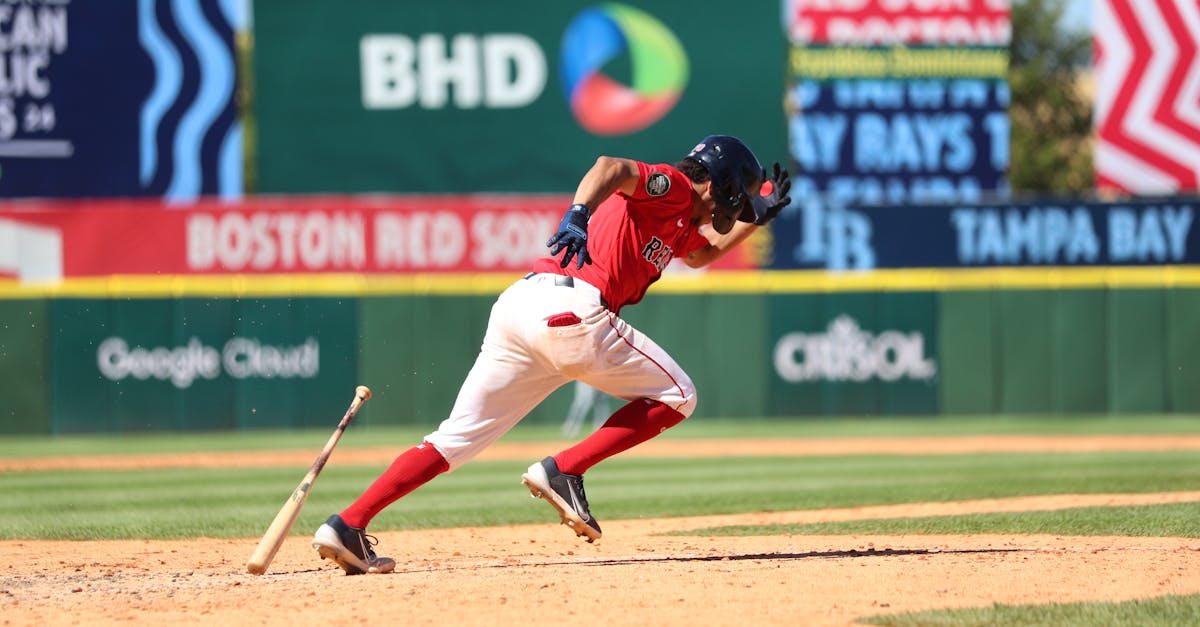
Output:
[547,203,593,269]
[749,162,791,226]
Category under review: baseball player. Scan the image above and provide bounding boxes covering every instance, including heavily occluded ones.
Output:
[312,135,791,574]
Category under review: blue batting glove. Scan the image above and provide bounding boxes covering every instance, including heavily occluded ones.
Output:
[546,204,592,269]
[749,162,792,226]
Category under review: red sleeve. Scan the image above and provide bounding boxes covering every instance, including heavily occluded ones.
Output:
[623,161,693,209]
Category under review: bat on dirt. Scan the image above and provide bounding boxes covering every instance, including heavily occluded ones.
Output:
[245,385,372,575]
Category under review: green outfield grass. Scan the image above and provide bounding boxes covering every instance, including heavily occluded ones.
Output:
[861,593,1200,626]
[677,502,1200,538]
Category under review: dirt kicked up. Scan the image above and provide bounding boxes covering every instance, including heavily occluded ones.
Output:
[2,436,1199,626]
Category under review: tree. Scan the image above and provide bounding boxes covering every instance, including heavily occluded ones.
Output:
[1008,0,1094,195]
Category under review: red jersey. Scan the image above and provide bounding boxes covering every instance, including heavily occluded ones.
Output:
[532,161,708,314]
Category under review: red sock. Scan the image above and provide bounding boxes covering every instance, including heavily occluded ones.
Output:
[554,399,686,475]
[339,442,449,529]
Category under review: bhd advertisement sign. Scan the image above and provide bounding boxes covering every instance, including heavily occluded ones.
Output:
[252,1,788,194]
[0,0,243,201]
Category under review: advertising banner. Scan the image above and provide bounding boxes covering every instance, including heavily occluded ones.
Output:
[787,78,1009,206]
[773,197,1200,270]
[1094,0,1200,195]
[0,0,243,200]
[786,0,1012,46]
[0,195,760,283]
[252,1,788,194]
[785,0,1011,205]
[49,297,357,433]
[768,291,939,416]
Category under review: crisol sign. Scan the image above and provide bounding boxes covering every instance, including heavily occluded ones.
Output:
[774,315,936,382]
[96,336,320,389]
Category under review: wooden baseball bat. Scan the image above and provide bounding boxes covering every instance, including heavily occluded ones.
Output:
[246,385,372,575]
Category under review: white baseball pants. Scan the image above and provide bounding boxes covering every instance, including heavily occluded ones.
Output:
[424,273,697,469]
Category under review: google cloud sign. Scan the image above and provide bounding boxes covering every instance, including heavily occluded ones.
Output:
[560,4,689,136]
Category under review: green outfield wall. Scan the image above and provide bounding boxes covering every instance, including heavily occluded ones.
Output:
[2,272,1198,435]
[936,289,1200,415]
[0,300,50,435]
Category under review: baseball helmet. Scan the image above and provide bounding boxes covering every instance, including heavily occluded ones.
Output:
[686,135,763,234]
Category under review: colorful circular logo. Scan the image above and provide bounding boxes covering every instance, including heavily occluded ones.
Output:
[560,4,689,136]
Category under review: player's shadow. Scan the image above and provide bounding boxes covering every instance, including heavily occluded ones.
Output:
[381,547,1028,575]
[568,547,1023,567]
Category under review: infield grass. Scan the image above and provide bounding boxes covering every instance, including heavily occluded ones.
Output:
[677,502,1200,538]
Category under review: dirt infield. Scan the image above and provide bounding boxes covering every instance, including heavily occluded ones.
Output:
[3,436,1199,626]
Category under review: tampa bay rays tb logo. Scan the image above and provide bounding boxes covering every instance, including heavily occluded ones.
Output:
[641,236,674,271]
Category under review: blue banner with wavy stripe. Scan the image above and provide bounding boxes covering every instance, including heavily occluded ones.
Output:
[0,0,242,201]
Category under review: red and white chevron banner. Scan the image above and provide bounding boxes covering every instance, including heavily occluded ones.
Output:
[1094,0,1200,194]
